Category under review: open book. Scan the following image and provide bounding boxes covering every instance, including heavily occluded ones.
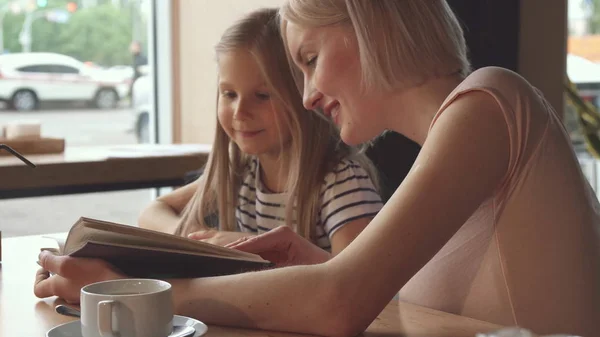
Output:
[42,217,271,279]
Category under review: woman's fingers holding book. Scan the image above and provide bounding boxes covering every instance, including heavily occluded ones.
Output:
[34,268,77,303]
[37,251,123,279]
[37,251,72,277]
[33,268,52,298]
[34,251,127,303]
[34,268,50,287]
[226,226,331,267]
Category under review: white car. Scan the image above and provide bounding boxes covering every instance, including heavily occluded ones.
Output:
[0,52,130,111]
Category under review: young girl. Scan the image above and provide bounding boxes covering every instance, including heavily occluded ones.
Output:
[36,2,599,336]
[135,8,382,257]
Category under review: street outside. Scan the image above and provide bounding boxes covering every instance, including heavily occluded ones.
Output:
[1,104,154,238]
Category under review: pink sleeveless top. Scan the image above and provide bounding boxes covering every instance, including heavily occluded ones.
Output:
[398,67,600,336]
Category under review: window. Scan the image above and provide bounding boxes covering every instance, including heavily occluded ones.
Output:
[18,64,80,74]
[17,65,46,72]
[567,0,600,194]
[51,64,79,74]
[2,0,161,237]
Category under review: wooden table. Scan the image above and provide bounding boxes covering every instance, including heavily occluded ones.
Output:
[0,144,210,199]
[0,235,502,337]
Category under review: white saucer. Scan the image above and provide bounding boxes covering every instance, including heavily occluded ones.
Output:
[46,315,208,337]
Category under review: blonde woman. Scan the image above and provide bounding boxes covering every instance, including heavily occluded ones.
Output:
[35,1,600,337]
[133,8,381,257]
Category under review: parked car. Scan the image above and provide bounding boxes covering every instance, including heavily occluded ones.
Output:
[0,52,130,111]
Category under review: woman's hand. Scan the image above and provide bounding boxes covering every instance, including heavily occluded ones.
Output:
[34,251,126,304]
[187,230,255,246]
[225,226,331,267]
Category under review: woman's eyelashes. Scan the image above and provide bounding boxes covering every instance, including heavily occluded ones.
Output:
[306,55,317,67]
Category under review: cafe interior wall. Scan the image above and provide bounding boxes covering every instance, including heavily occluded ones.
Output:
[172,0,568,145]
[172,0,286,144]
[518,0,567,116]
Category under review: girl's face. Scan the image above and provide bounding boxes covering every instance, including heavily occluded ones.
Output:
[217,49,291,157]
[285,22,386,145]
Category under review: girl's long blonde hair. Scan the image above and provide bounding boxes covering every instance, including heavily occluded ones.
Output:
[174,8,378,242]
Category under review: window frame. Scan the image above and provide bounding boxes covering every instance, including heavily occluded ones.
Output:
[150,0,175,145]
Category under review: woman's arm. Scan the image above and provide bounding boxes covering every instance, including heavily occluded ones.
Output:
[321,92,510,333]
[137,178,200,234]
[167,264,345,335]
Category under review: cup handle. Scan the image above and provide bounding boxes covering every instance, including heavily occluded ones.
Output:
[97,300,118,337]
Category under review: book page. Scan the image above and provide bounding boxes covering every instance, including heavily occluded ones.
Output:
[64,217,266,263]
[41,233,68,254]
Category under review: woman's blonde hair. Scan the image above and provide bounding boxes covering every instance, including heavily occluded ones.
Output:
[174,8,379,242]
[280,0,471,91]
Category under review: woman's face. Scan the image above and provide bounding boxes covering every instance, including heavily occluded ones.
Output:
[285,22,385,145]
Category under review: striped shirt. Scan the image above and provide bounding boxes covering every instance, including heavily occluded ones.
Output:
[236,158,383,250]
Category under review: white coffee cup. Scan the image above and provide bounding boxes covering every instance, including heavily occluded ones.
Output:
[80,279,174,337]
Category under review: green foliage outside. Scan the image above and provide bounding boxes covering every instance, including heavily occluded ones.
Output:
[587,0,600,33]
[0,0,147,67]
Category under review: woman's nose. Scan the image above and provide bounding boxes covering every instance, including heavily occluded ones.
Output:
[303,85,323,111]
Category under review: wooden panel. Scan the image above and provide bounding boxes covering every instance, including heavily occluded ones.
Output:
[0,146,209,198]
[0,137,65,156]
[449,0,567,113]
[518,0,567,114]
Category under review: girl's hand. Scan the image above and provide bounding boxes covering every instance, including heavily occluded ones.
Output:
[187,230,255,246]
[34,251,126,304]
[225,226,331,267]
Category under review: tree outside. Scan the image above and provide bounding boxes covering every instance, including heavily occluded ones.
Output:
[587,0,600,33]
[0,0,148,67]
